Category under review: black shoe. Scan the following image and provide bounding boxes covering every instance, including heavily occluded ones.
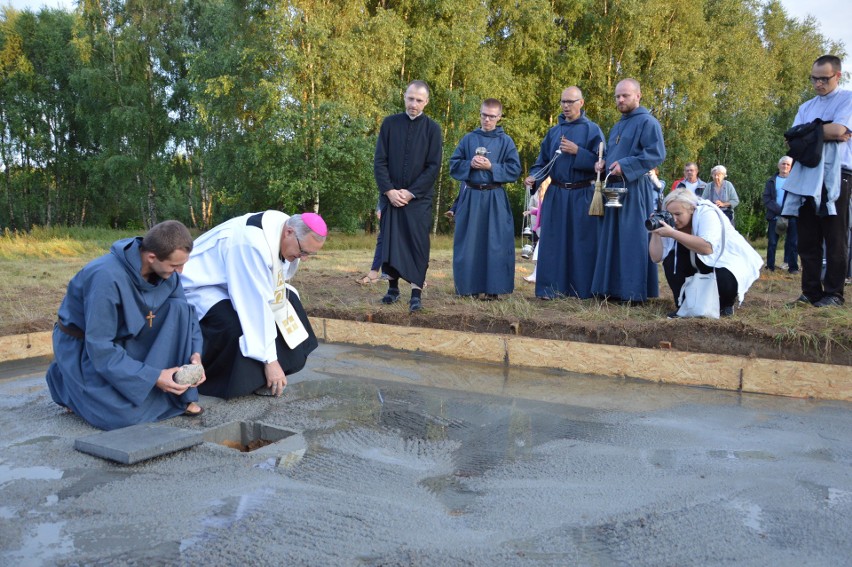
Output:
[765,266,775,272]
[480,294,498,301]
[666,311,681,319]
[813,295,844,308]
[720,305,734,317]
[381,291,400,304]
[409,296,422,312]
[788,269,800,275]
[786,294,815,307]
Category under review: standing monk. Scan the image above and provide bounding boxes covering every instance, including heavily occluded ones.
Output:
[525,86,605,299]
[46,221,205,430]
[592,78,666,302]
[374,80,443,312]
[449,98,521,299]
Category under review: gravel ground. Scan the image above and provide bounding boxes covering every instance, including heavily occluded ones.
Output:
[1,343,850,566]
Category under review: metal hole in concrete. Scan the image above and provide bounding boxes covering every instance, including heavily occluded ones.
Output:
[203,421,296,453]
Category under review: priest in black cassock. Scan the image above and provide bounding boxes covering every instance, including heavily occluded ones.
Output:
[374,80,443,312]
[592,78,666,303]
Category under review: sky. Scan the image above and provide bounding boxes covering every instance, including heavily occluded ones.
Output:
[3,0,852,64]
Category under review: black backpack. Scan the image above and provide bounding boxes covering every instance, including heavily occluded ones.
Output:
[784,118,831,168]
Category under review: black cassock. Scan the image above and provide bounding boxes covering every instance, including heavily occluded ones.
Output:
[374,112,443,287]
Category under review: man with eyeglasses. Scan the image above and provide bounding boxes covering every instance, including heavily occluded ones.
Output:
[785,55,852,308]
[447,98,521,299]
[374,80,443,312]
[591,78,666,303]
[181,212,327,398]
[524,86,605,299]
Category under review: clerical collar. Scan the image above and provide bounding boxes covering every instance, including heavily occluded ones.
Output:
[407,112,422,120]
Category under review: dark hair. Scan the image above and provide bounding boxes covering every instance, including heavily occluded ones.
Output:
[482,98,503,112]
[140,220,193,260]
[814,55,842,73]
[406,80,431,97]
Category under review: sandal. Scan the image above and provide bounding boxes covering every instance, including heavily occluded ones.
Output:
[183,403,204,417]
[356,274,380,285]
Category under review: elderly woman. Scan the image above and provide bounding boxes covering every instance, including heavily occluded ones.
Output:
[649,189,762,317]
[701,165,740,222]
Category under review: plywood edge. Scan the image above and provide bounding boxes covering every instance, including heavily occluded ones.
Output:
[318,318,506,365]
[4,321,849,402]
[0,331,53,362]
[312,317,851,402]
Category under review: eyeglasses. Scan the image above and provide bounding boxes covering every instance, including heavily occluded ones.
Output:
[294,234,317,258]
[809,74,836,84]
[480,112,501,120]
[560,98,582,105]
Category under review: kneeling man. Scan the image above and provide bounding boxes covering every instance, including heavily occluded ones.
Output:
[46,221,205,431]
[182,212,327,399]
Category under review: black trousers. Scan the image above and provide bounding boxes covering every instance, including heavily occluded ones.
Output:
[798,170,850,301]
[663,244,738,310]
[198,295,318,399]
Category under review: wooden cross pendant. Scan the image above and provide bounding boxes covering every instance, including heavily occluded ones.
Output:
[146,310,156,328]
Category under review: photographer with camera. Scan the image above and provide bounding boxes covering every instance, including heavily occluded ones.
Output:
[648,189,763,317]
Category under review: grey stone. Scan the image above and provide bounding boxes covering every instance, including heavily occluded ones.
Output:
[74,423,203,464]
[173,363,203,385]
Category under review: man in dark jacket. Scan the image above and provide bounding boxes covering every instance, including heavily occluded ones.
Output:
[762,156,799,273]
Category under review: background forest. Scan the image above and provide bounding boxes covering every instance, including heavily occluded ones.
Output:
[0,0,845,238]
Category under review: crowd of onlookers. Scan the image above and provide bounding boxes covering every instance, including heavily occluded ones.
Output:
[361,55,850,317]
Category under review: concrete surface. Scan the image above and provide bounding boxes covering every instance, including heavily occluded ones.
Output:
[1,343,851,566]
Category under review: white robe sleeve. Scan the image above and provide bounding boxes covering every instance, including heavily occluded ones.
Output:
[225,234,279,364]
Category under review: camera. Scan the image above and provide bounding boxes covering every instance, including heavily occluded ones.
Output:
[645,211,674,231]
[521,244,534,259]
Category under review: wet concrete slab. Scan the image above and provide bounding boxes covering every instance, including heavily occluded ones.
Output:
[0,343,850,566]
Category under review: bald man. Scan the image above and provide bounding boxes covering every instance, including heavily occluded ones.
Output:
[524,86,605,299]
[592,78,666,303]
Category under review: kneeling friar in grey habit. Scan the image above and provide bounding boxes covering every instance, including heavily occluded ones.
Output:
[45,221,205,430]
[181,212,327,399]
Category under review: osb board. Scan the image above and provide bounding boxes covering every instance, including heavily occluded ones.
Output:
[314,318,852,402]
[741,358,852,400]
[318,318,506,365]
[3,321,850,402]
[506,335,741,391]
[0,331,52,363]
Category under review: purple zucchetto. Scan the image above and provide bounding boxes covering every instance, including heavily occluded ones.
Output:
[302,212,327,237]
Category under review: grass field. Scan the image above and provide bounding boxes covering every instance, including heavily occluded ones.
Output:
[1,226,849,366]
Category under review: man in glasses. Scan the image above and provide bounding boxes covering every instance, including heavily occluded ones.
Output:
[374,80,443,312]
[182,212,327,398]
[524,86,605,299]
[785,55,852,308]
[447,98,521,299]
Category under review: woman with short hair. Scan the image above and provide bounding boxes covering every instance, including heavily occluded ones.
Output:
[648,189,763,317]
[701,165,740,222]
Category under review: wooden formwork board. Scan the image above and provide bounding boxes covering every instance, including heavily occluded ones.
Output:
[319,318,852,402]
[2,320,850,402]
